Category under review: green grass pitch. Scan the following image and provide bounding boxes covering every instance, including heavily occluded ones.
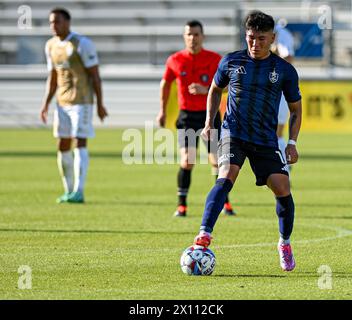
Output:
[0,128,351,300]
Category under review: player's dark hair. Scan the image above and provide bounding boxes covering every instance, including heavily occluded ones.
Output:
[50,8,71,21]
[185,20,204,33]
[244,10,274,32]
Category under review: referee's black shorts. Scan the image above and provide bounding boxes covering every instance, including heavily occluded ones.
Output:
[217,137,289,186]
[176,110,221,154]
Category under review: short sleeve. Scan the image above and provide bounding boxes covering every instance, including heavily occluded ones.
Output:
[45,41,53,72]
[162,56,176,83]
[214,55,229,88]
[77,36,99,68]
[282,64,301,103]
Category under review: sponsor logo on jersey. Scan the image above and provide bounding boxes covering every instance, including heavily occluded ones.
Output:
[233,65,247,74]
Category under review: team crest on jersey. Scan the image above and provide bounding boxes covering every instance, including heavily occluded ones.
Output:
[200,74,209,83]
[269,69,279,83]
[180,71,187,76]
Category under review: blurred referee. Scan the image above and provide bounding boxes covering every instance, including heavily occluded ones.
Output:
[157,20,235,217]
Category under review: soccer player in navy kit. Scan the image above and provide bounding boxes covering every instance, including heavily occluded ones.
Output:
[192,11,302,271]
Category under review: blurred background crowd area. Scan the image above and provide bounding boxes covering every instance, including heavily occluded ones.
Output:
[0,0,352,129]
[0,0,350,66]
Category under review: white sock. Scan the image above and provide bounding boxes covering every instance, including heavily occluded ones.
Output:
[73,147,89,194]
[278,137,287,163]
[279,237,290,245]
[57,150,74,194]
[199,230,211,237]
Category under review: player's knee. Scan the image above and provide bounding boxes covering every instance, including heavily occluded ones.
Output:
[75,138,87,148]
[273,186,290,197]
[58,138,72,152]
[180,161,194,170]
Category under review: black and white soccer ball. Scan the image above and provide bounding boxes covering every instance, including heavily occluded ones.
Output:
[180,245,216,276]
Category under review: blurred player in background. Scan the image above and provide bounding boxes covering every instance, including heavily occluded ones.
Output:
[193,11,302,271]
[157,20,235,217]
[272,18,295,164]
[40,8,108,203]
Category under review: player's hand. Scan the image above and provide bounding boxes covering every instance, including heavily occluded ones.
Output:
[285,144,298,164]
[40,105,49,124]
[201,123,214,141]
[188,83,208,95]
[97,105,108,122]
[156,111,166,127]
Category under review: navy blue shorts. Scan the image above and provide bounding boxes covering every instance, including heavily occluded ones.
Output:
[217,137,289,186]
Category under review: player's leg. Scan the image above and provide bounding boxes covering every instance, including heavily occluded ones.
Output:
[68,137,88,203]
[267,173,296,271]
[54,105,74,203]
[175,146,196,217]
[248,144,295,271]
[67,104,94,203]
[194,138,245,246]
[194,163,240,247]
[56,138,74,203]
[175,126,199,217]
[267,173,294,242]
[204,115,236,216]
[208,152,236,216]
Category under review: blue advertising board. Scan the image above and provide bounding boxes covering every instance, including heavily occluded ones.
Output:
[286,23,323,58]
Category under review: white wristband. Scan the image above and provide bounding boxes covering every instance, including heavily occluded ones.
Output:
[287,139,296,146]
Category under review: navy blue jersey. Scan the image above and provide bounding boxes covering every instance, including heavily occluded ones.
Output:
[214,49,301,148]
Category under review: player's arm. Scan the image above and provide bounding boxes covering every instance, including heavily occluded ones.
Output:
[40,69,57,124]
[157,79,172,127]
[86,65,108,122]
[201,79,223,141]
[286,99,302,164]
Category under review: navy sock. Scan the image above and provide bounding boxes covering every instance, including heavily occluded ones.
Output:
[200,178,234,233]
[177,168,191,206]
[216,175,229,204]
[276,194,295,240]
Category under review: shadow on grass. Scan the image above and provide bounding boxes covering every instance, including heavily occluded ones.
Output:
[234,203,352,210]
[0,151,123,158]
[213,274,286,278]
[2,151,352,161]
[0,228,193,235]
[88,200,173,207]
[214,272,352,279]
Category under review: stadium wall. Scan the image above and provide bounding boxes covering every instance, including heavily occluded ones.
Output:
[0,66,352,132]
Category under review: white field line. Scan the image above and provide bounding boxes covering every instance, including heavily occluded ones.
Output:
[217,224,352,250]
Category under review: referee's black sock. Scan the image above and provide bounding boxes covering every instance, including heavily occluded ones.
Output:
[178,168,191,206]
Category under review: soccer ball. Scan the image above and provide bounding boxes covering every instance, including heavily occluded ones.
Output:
[180,245,216,276]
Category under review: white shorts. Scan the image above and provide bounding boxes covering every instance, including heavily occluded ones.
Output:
[53,104,95,138]
[278,93,289,125]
